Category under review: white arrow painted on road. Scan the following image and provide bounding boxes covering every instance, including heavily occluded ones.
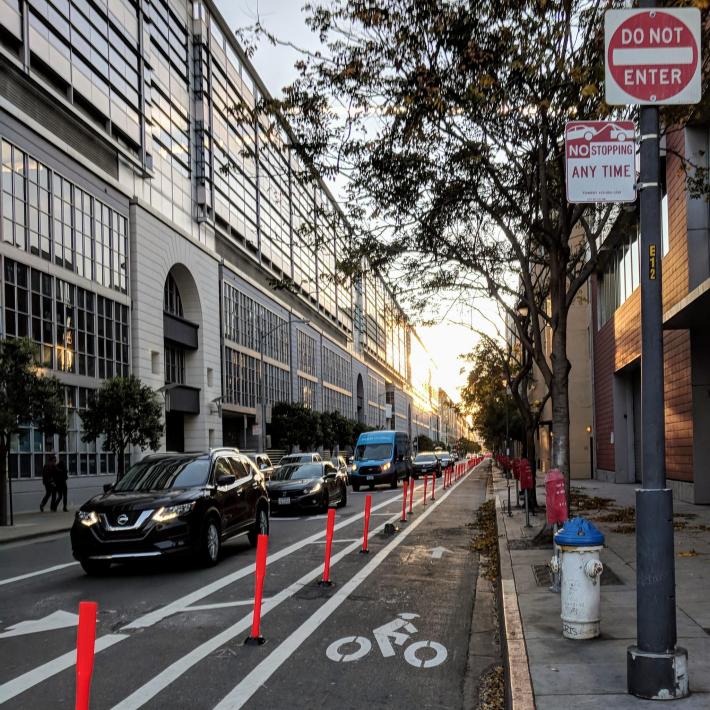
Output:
[0,610,79,639]
[430,546,452,560]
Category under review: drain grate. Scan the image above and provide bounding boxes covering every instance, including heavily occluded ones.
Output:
[532,563,623,587]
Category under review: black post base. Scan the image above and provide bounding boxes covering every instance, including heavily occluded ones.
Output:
[359,548,369,554]
[318,579,334,587]
[244,635,266,646]
[627,646,688,700]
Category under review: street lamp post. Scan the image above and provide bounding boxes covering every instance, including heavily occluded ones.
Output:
[627,1,687,698]
[258,318,309,453]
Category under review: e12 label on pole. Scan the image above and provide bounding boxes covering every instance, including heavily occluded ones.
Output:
[649,244,657,280]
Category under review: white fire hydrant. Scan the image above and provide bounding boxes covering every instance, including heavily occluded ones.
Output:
[550,518,605,640]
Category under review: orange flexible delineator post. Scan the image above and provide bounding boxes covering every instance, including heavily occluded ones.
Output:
[408,476,414,514]
[423,474,428,505]
[360,494,372,554]
[400,480,408,522]
[245,533,269,645]
[75,601,98,710]
[319,508,336,586]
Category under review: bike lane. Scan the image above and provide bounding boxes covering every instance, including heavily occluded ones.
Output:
[215,470,487,710]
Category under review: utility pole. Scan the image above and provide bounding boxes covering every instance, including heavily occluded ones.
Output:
[626,0,688,698]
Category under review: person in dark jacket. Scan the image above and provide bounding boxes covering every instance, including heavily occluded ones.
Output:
[40,454,58,512]
[51,457,68,512]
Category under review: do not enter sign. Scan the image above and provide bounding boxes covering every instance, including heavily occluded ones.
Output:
[605,8,701,105]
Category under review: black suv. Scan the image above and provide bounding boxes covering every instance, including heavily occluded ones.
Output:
[71,449,269,575]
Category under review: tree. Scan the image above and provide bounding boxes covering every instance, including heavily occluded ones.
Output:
[460,341,526,453]
[80,376,163,479]
[242,0,708,495]
[416,434,435,452]
[270,402,322,451]
[0,338,66,525]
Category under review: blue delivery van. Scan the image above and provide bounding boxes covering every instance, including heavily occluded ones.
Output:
[351,430,412,491]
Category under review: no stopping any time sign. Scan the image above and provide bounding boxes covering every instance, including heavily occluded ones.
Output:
[605,8,701,105]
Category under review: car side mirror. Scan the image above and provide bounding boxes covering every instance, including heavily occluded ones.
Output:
[325,471,337,479]
[260,463,267,470]
[217,474,236,486]
[103,483,113,493]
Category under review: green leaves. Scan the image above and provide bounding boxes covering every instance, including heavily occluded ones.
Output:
[80,376,163,476]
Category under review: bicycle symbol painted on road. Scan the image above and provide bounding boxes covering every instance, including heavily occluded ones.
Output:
[325,612,448,669]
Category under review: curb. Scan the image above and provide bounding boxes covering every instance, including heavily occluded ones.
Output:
[493,471,536,710]
[0,525,71,546]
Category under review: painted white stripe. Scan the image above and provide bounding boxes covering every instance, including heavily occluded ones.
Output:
[0,491,401,703]
[183,600,266,612]
[0,562,78,587]
[213,473,470,709]
[612,47,693,66]
[0,634,127,702]
[111,510,406,710]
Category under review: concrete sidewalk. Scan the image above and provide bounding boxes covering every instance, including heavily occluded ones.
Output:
[0,509,74,544]
[494,468,710,709]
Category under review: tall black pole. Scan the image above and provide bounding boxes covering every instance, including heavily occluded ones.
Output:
[627,2,688,699]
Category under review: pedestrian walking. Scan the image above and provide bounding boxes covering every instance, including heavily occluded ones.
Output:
[51,456,68,512]
[40,454,58,512]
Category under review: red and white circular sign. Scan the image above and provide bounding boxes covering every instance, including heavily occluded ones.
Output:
[605,9,701,106]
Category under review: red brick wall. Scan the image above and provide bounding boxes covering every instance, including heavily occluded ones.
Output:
[592,129,693,483]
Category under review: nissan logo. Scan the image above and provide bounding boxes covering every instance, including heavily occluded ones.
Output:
[117,514,129,526]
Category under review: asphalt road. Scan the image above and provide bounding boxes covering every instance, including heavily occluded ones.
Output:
[0,467,487,710]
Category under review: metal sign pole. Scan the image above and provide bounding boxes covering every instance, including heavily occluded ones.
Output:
[627,3,688,698]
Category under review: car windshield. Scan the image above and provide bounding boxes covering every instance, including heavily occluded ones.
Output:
[114,457,210,491]
[355,443,392,461]
[415,454,436,463]
[280,455,307,464]
[273,463,323,481]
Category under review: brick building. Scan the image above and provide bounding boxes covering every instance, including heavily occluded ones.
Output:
[592,126,709,503]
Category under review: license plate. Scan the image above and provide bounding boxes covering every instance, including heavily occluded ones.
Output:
[278,497,290,505]
[367,475,374,481]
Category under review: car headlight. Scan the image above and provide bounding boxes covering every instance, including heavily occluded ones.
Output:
[78,510,99,527]
[304,482,322,494]
[153,502,196,523]
[351,464,357,472]
[382,462,391,472]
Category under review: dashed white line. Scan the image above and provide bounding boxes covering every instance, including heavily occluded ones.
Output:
[0,562,78,587]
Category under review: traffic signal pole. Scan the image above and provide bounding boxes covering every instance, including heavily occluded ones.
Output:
[627,3,688,699]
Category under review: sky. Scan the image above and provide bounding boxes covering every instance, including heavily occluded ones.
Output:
[217,1,492,401]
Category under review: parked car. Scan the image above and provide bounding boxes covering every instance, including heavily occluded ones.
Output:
[268,461,347,512]
[412,452,442,479]
[277,452,322,466]
[350,430,412,491]
[331,455,350,483]
[247,452,274,480]
[70,449,269,575]
[435,451,453,475]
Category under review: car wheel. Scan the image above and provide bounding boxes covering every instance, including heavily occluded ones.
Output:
[352,482,360,492]
[248,506,269,547]
[80,558,111,576]
[200,517,221,566]
[321,490,330,512]
[337,484,347,508]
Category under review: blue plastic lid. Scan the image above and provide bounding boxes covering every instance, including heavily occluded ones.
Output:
[554,517,605,546]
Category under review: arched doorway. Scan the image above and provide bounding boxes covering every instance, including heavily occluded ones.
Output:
[163,265,202,452]
[356,374,365,424]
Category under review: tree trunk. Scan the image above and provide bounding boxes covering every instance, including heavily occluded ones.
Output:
[117,443,126,480]
[526,424,538,511]
[0,438,8,526]
[550,310,572,499]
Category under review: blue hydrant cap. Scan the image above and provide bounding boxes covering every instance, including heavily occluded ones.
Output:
[554,517,605,546]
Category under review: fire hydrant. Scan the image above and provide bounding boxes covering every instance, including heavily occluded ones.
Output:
[550,517,604,640]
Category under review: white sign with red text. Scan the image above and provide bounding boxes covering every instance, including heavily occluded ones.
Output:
[605,8,701,105]
[565,121,636,204]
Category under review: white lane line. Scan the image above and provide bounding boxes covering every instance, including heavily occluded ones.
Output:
[0,491,402,704]
[184,600,267,612]
[213,474,470,710]
[110,511,405,710]
[305,539,360,544]
[0,634,127,702]
[0,562,78,587]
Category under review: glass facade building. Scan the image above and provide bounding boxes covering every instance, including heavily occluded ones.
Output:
[0,0,465,510]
